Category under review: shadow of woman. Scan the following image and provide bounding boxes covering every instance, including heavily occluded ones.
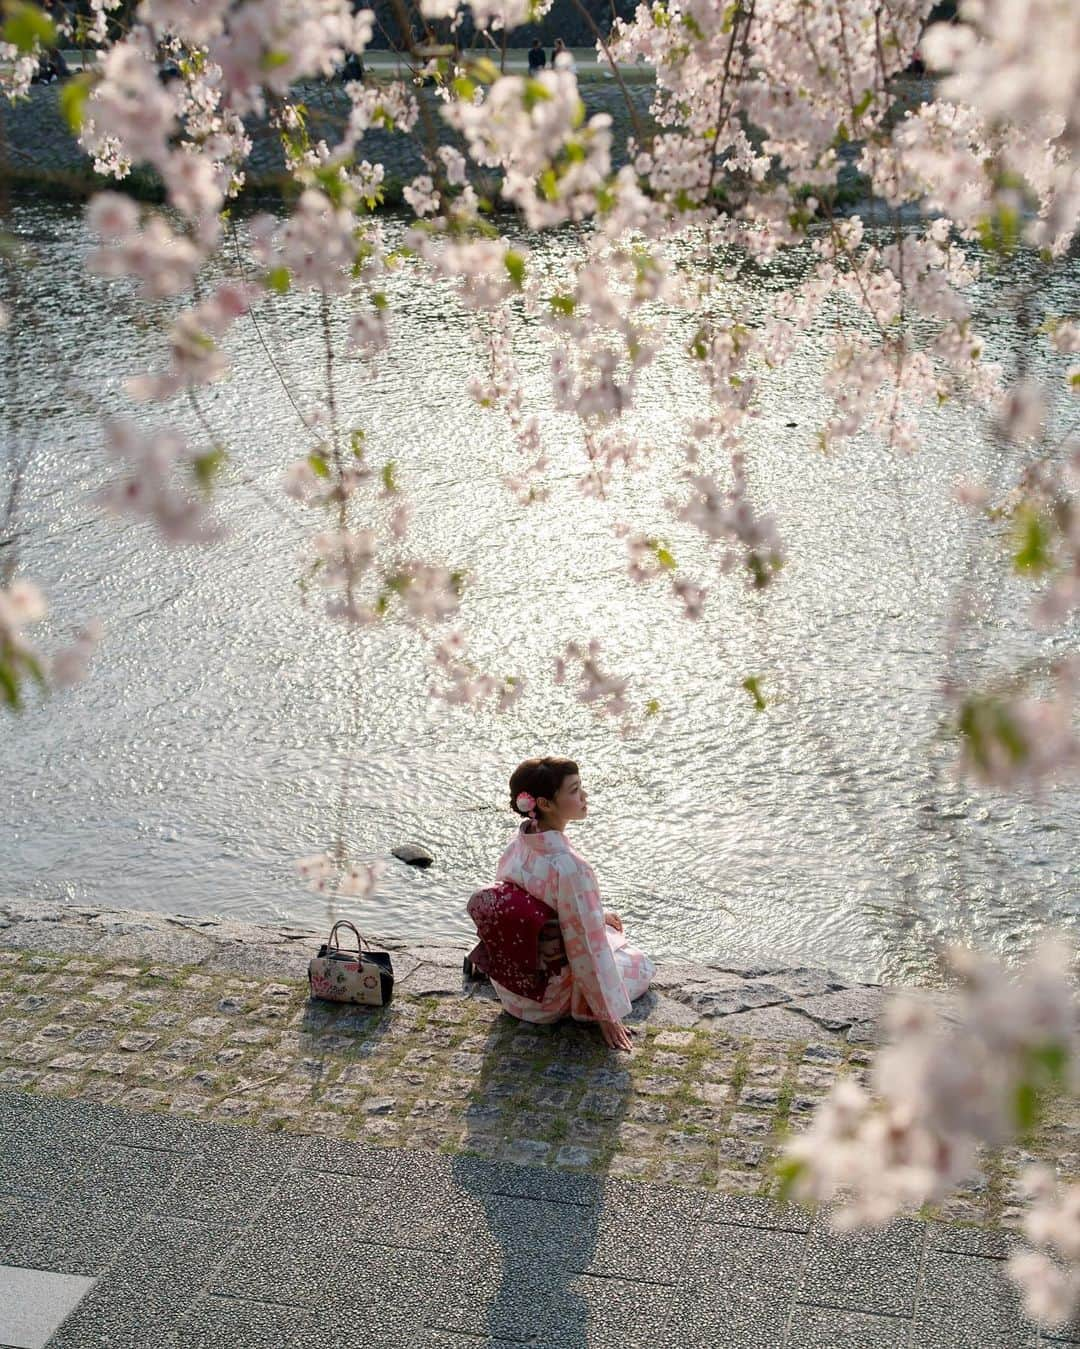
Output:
[438,990,637,1346]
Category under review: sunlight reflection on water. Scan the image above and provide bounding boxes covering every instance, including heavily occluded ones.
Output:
[2,200,1078,987]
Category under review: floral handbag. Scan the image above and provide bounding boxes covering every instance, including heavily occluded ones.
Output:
[308,920,394,1007]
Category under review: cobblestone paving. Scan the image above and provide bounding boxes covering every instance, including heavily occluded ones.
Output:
[0,945,1072,1230]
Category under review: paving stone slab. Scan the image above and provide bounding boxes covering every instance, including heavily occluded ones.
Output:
[699,1192,812,1232]
[719,1005,811,1041]
[624,990,701,1028]
[674,981,795,1019]
[41,1280,187,1348]
[749,968,849,1000]
[427,1253,575,1341]
[1,1199,134,1277]
[788,986,887,1032]
[105,1215,239,1294]
[0,1194,39,1260]
[583,1181,704,1284]
[544,1272,677,1347]
[664,1223,805,1346]
[799,1217,924,1317]
[0,1266,97,1349]
[299,1133,402,1182]
[787,1305,912,1348]
[168,1295,318,1349]
[915,1249,1040,1348]
[451,1156,603,1208]
[161,1154,295,1227]
[18,1139,183,1207]
[665,1227,803,1349]
[326,1243,450,1338]
[926,1222,1021,1259]
[469,1193,603,1270]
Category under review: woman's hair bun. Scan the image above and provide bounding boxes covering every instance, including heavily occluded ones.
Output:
[508,756,579,816]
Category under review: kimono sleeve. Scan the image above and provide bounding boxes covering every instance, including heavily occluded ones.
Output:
[555,855,632,1023]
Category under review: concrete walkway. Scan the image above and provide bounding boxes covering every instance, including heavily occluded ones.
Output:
[0,898,1075,1346]
[0,1090,1054,1348]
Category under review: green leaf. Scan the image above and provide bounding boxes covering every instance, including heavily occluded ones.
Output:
[22,651,47,691]
[0,657,21,710]
[773,1156,806,1201]
[1013,507,1053,575]
[644,697,661,718]
[1027,1041,1068,1087]
[538,167,559,202]
[1014,1080,1039,1134]
[2,2,56,54]
[381,460,398,493]
[350,428,366,458]
[451,76,476,100]
[852,88,873,120]
[742,675,766,711]
[59,75,91,134]
[504,250,526,289]
[976,203,1021,256]
[260,49,290,71]
[653,543,676,571]
[549,294,576,316]
[192,447,227,491]
[371,291,388,311]
[307,452,330,478]
[522,77,552,112]
[471,56,499,84]
[265,266,290,295]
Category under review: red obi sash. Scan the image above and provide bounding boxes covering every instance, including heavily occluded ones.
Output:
[466,881,565,1001]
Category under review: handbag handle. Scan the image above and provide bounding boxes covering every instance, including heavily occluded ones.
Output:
[326,920,367,955]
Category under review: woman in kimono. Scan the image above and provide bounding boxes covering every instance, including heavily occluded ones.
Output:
[481,756,654,1052]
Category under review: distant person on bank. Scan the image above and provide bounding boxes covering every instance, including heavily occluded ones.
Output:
[467,757,654,1053]
[552,38,575,73]
[528,39,546,72]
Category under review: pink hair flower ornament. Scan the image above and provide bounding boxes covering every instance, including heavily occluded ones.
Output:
[515,791,536,815]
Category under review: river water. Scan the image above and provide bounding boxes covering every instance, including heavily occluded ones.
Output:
[3,200,1078,987]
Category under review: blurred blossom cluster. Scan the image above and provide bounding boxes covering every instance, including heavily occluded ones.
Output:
[784,939,1080,1322]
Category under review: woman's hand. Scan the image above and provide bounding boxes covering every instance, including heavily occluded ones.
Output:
[603,910,623,932]
[599,1017,634,1052]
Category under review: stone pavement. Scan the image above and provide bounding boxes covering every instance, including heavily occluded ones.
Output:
[0,1090,1064,1348]
[0,898,1076,1346]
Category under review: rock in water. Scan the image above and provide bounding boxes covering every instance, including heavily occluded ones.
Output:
[392,843,434,869]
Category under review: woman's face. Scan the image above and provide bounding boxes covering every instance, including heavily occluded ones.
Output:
[547,773,587,823]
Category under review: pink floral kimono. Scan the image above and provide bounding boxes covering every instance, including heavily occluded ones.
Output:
[490,824,654,1024]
